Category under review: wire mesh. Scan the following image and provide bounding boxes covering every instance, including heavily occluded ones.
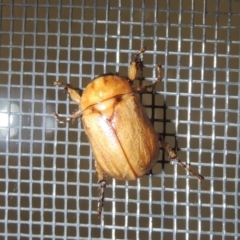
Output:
[0,1,239,239]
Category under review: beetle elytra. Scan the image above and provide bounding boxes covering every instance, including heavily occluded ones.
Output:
[53,47,204,216]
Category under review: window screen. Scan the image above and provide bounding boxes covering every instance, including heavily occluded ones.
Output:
[0,1,239,239]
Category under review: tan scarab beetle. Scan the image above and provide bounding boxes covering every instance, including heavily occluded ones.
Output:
[53,47,204,216]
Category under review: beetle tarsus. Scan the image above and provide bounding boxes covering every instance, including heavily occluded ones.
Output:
[53,111,72,124]
[159,135,204,182]
[53,110,82,124]
[52,81,72,89]
[155,63,162,82]
[135,47,147,80]
[134,46,147,60]
[170,157,204,182]
[97,180,107,217]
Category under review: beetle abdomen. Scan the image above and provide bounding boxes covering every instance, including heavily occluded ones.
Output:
[82,94,159,181]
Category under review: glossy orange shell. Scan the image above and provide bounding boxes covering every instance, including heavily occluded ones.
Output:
[81,75,132,111]
[81,75,159,180]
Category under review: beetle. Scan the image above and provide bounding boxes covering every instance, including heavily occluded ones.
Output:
[53,47,204,216]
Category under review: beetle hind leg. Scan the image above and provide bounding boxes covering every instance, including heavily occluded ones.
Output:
[97,180,107,217]
[95,160,108,217]
[159,134,204,182]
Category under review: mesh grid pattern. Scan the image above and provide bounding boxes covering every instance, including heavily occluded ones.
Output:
[0,1,239,239]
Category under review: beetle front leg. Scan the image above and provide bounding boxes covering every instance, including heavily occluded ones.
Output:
[53,80,83,123]
[53,110,82,124]
[159,135,204,181]
[53,81,82,105]
[128,46,147,82]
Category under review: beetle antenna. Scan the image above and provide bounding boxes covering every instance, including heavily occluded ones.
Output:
[159,135,204,181]
[97,180,107,217]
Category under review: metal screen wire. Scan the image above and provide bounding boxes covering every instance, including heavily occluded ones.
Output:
[0,1,239,239]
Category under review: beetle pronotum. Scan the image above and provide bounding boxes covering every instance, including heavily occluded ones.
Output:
[53,47,204,217]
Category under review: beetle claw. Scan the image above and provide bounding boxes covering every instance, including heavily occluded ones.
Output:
[97,180,107,217]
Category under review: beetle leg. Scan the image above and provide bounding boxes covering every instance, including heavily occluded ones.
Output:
[95,160,108,217]
[52,81,72,88]
[135,46,147,80]
[53,110,82,124]
[133,64,162,93]
[53,111,72,123]
[134,46,147,58]
[128,46,147,82]
[97,180,107,217]
[53,81,83,123]
[53,81,82,105]
[159,135,204,181]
